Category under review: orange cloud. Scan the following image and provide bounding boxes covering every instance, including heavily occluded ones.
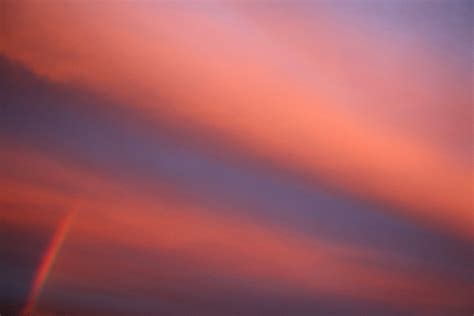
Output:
[1,143,471,314]
[1,1,471,242]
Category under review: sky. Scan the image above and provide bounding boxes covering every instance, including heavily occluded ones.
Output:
[0,1,472,315]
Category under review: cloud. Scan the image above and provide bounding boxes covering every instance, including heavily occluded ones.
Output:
[1,143,472,315]
[1,2,472,315]
[2,1,471,240]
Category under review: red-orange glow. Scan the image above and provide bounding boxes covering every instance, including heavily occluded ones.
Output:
[1,2,472,314]
[1,145,470,313]
[1,1,471,240]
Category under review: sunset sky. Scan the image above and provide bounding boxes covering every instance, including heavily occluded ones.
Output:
[0,1,472,315]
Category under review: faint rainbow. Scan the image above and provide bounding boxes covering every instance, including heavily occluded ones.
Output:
[21,210,76,316]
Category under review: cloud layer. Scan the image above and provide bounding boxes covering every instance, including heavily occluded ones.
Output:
[0,1,472,315]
